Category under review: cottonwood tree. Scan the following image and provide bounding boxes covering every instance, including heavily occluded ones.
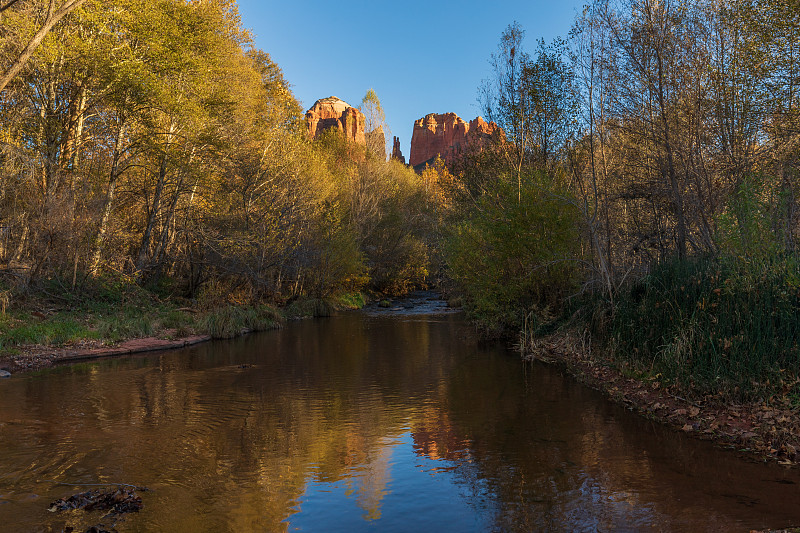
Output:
[523,38,578,170]
[360,88,389,159]
[0,0,89,93]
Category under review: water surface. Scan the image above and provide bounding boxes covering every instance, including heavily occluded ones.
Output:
[1,311,799,531]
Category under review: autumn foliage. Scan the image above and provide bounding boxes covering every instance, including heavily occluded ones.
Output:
[0,0,434,308]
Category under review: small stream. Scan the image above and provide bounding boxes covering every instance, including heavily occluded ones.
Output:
[1,295,799,531]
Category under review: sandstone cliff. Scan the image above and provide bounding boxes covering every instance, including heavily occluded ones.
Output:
[409,113,501,170]
[306,96,366,145]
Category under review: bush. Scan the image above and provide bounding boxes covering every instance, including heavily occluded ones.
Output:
[445,171,581,336]
[283,298,334,319]
[335,292,365,309]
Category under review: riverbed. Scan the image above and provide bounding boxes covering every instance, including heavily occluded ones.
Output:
[1,307,799,531]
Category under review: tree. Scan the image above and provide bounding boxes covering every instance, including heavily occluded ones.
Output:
[523,38,578,169]
[360,88,389,159]
[0,0,89,93]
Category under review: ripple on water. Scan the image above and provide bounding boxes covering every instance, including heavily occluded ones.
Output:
[0,313,799,532]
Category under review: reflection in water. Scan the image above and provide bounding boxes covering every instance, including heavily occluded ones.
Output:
[0,313,799,532]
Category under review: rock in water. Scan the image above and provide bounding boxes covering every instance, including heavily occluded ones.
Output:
[409,112,502,170]
[305,96,366,145]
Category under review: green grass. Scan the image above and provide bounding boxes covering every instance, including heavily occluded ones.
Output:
[0,273,360,351]
[0,314,98,348]
[334,292,366,310]
[604,255,800,400]
[94,313,155,343]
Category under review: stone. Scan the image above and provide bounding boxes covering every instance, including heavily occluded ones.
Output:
[409,112,501,170]
[391,136,405,164]
[305,96,366,145]
[366,125,386,159]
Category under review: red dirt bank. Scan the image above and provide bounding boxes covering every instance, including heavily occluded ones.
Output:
[0,334,212,373]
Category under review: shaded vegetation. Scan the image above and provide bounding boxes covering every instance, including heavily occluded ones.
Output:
[0,0,436,352]
[605,255,800,400]
[442,1,800,404]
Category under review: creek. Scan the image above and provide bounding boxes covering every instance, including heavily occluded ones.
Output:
[1,298,799,531]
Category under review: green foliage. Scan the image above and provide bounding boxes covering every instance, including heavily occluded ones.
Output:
[361,161,434,295]
[334,292,366,310]
[608,255,800,399]
[715,174,780,258]
[304,205,368,298]
[445,171,581,336]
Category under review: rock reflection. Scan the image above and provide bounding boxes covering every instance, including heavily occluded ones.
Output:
[0,314,799,532]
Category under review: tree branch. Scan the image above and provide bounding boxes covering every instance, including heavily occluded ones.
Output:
[0,0,89,93]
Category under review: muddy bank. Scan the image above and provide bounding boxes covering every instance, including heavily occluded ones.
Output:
[0,334,213,374]
[527,332,800,469]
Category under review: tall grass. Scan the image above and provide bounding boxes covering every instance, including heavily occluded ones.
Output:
[606,255,800,399]
[199,305,284,339]
[283,298,335,319]
[95,314,155,343]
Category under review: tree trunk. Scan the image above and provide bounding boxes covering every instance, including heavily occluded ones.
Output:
[90,121,126,274]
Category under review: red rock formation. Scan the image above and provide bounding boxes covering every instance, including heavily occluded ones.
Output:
[306,96,366,145]
[409,112,501,169]
[391,136,405,164]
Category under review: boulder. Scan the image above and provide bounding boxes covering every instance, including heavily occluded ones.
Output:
[305,96,366,145]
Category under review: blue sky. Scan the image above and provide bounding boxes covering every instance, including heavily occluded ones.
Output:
[236,0,587,156]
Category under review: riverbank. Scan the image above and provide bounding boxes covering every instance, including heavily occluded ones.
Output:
[525,330,800,468]
[0,290,458,375]
[0,287,366,375]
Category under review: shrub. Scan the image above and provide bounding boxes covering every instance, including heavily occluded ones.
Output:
[445,171,581,336]
[199,305,284,339]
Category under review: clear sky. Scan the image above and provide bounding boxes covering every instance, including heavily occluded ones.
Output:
[236,0,587,157]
